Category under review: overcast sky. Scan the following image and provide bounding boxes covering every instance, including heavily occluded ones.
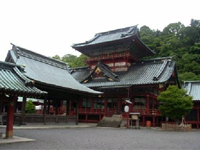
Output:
[0,0,199,61]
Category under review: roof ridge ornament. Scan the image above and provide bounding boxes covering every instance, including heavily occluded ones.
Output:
[81,62,120,83]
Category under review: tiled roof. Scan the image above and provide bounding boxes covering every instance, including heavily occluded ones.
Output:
[182,81,200,101]
[72,26,138,48]
[0,61,47,97]
[6,44,102,95]
[72,25,155,58]
[72,57,176,88]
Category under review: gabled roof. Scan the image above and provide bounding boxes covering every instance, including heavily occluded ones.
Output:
[71,57,178,88]
[0,61,47,97]
[5,44,102,95]
[80,62,119,83]
[182,81,200,101]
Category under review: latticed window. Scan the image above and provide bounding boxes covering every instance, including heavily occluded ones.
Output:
[134,97,146,109]
[107,98,117,109]
[82,98,91,108]
[94,98,104,109]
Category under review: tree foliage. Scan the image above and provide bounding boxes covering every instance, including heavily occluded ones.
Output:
[52,54,88,68]
[139,19,200,83]
[158,85,193,122]
[25,100,35,113]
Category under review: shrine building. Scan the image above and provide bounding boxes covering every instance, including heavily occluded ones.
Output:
[71,25,179,126]
[3,25,183,128]
[4,44,102,125]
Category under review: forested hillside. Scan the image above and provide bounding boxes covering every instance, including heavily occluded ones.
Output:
[139,19,200,82]
[52,19,200,83]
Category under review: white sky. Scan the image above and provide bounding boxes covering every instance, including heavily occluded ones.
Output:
[0,0,199,61]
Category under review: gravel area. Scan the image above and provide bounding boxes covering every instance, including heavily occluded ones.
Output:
[0,127,200,150]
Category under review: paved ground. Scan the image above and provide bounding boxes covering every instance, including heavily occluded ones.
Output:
[0,126,200,150]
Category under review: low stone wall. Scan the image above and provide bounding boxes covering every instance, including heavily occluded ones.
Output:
[162,123,192,131]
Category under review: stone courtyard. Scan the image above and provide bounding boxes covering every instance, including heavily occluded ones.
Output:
[0,126,199,150]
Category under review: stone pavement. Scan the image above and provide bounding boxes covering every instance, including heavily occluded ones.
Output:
[0,126,199,150]
[0,134,35,144]
[0,123,97,145]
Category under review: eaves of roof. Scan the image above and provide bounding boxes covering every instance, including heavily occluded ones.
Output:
[0,61,47,97]
[72,25,138,48]
[182,81,200,101]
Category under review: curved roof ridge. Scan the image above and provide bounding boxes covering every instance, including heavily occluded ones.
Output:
[141,56,173,62]
[95,25,137,36]
[153,60,168,81]
[135,34,156,55]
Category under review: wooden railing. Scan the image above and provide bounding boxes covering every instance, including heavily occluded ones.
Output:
[86,52,131,63]
[13,114,76,124]
[77,108,161,117]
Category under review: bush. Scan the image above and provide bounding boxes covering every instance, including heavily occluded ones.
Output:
[25,100,35,113]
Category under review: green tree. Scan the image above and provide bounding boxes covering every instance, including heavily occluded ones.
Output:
[52,54,88,68]
[158,85,193,124]
[179,72,200,85]
[25,100,35,113]
[52,55,61,61]
[72,54,88,67]
[140,25,161,54]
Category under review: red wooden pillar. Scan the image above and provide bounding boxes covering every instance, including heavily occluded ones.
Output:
[79,98,82,108]
[76,97,80,125]
[153,116,155,127]
[152,98,155,110]
[43,97,47,124]
[117,96,121,114]
[6,96,17,138]
[143,115,145,127]
[69,100,72,113]
[146,95,149,114]
[155,117,158,126]
[197,108,199,129]
[86,114,88,123]
[66,100,69,116]
[47,100,50,114]
[104,97,107,114]
[91,98,94,111]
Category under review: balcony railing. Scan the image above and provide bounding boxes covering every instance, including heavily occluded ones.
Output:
[86,52,132,63]
[77,108,161,117]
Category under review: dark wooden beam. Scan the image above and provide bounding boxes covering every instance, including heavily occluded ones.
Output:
[43,96,47,125]
[20,97,26,125]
